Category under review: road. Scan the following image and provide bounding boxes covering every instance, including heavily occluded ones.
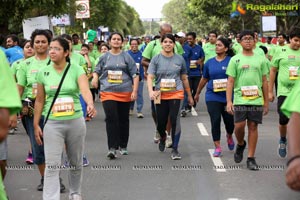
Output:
[4,84,300,200]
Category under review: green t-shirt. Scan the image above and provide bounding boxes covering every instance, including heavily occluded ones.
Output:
[281,79,300,117]
[87,29,97,43]
[11,59,28,100]
[0,50,21,115]
[142,39,184,60]
[269,44,287,60]
[37,63,85,120]
[203,43,216,63]
[72,44,82,54]
[87,56,95,88]
[232,42,242,55]
[17,56,50,99]
[0,172,7,200]
[226,53,268,106]
[253,46,265,57]
[271,45,300,97]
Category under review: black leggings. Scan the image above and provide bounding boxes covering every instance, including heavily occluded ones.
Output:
[156,99,182,149]
[206,101,234,142]
[187,76,201,109]
[102,100,130,150]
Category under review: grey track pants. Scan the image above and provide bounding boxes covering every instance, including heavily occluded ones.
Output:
[43,117,86,200]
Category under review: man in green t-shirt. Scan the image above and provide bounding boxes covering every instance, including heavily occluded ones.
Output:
[86,27,97,43]
[203,31,217,63]
[72,33,82,54]
[226,30,269,171]
[0,49,22,200]
[268,27,300,159]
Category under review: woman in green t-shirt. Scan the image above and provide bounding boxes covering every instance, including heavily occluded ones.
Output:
[34,37,96,200]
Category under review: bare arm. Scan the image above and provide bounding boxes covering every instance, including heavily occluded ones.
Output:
[262,75,269,115]
[0,108,9,142]
[33,83,45,145]
[268,66,277,102]
[181,74,194,106]
[142,57,150,80]
[226,76,235,115]
[91,72,99,89]
[194,77,208,103]
[131,76,139,101]
[78,74,97,118]
[286,112,300,191]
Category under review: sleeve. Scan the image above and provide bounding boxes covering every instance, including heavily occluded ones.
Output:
[226,57,237,78]
[180,56,187,75]
[202,61,210,79]
[125,53,138,78]
[75,64,86,79]
[142,41,155,59]
[0,51,21,114]
[94,54,105,76]
[271,54,281,69]
[175,42,184,55]
[16,61,27,87]
[261,57,269,76]
[10,61,18,76]
[281,80,300,117]
[147,55,158,75]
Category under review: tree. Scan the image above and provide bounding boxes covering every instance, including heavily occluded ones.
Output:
[0,0,76,34]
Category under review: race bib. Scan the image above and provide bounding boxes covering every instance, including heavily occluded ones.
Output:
[213,79,227,92]
[52,97,75,117]
[32,83,38,98]
[136,63,140,71]
[241,86,259,100]
[190,60,197,69]
[108,70,123,84]
[160,79,176,92]
[289,66,299,80]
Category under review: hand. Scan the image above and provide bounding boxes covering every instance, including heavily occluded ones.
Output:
[91,77,98,89]
[188,95,194,107]
[286,158,300,191]
[8,114,17,128]
[143,72,148,80]
[34,125,43,146]
[87,104,97,118]
[268,91,274,102]
[149,90,160,100]
[226,102,234,115]
[131,91,138,101]
[263,103,269,116]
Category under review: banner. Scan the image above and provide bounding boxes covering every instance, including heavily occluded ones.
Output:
[22,16,50,39]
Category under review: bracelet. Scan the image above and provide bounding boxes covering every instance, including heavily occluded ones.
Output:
[287,155,300,167]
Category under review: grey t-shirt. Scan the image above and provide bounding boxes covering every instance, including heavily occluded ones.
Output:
[148,53,187,91]
[94,51,137,93]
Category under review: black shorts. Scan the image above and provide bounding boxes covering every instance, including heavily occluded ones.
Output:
[277,96,289,125]
[234,105,263,124]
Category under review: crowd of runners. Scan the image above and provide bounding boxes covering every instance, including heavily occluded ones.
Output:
[0,23,300,199]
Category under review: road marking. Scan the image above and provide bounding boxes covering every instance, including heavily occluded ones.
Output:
[197,123,209,136]
[191,107,198,116]
[227,198,240,200]
[208,149,226,172]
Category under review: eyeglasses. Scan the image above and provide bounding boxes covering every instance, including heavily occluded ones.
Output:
[241,37,254,42]
[49,47,62,51]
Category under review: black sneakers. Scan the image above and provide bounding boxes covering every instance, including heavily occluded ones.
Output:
[234,140,247,163]
[247,157,259,171]
[37,177,44,191]
[37,176,66,192]
[159,139,166,152]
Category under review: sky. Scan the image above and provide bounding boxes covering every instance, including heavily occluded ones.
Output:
[124,0,170,19]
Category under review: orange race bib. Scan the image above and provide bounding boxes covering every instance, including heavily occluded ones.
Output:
[52,97,75,117]
[108,70,123,84]
[160,79,176,92]
[213,79,227,92]
[241,86,259,100]
[289,66,299,80]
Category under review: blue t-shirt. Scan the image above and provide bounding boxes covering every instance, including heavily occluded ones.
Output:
[182,43,192,75]
[127,50,144,80]
[203,56,231,103]
[186,43,205,77]
[5,46,24,65]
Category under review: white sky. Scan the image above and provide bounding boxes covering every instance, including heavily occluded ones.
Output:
[124,0,170,19]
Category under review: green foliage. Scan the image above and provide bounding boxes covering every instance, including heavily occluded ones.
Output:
[0,0,144,37]
[162,0,300,38]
